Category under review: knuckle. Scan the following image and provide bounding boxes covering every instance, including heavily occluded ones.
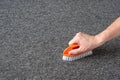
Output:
[68,42,71,45]
[76,32,82,36]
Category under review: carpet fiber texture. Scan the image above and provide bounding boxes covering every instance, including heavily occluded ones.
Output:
[0,0,120,80]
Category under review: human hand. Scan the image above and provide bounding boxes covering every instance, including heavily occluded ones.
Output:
[68,32,103,54]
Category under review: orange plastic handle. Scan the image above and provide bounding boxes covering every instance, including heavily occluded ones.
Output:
[63,43,81,57]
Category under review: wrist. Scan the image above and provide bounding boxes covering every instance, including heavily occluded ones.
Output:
[94,28,113,46]
[94,34,106,47]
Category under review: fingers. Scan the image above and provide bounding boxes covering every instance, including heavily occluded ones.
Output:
[69,48,81,54]
[68,32,87,54]
[69,46,87,54]
[68,38,77,45]
[68,32,82,45]
[68,32,96,54]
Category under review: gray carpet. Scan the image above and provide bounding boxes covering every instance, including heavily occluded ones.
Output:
[0,0,120,80]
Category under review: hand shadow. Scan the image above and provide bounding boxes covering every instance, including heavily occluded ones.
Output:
[91,45,120,60]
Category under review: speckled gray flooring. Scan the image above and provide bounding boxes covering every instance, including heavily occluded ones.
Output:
[0,0,120,80]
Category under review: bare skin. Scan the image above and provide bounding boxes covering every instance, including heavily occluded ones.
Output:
[69,17,120,54]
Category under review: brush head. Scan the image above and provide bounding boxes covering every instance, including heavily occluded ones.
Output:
[62,43,92,61]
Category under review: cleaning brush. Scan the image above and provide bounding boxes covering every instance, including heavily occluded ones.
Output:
[62,43,92,61]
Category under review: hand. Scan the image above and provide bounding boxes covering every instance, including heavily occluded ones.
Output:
[68,32,103,54]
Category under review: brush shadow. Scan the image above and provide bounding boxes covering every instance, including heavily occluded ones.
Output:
[75,45,120,62]
[91,46,119,59]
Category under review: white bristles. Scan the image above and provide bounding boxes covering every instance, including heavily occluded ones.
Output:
[62,51,92,61]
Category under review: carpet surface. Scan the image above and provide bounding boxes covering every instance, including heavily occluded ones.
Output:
[0,0,120,80]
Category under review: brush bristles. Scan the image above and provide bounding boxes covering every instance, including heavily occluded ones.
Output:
[62,51,92,61]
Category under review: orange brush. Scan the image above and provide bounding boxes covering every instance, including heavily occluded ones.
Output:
[62,43,92,61]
